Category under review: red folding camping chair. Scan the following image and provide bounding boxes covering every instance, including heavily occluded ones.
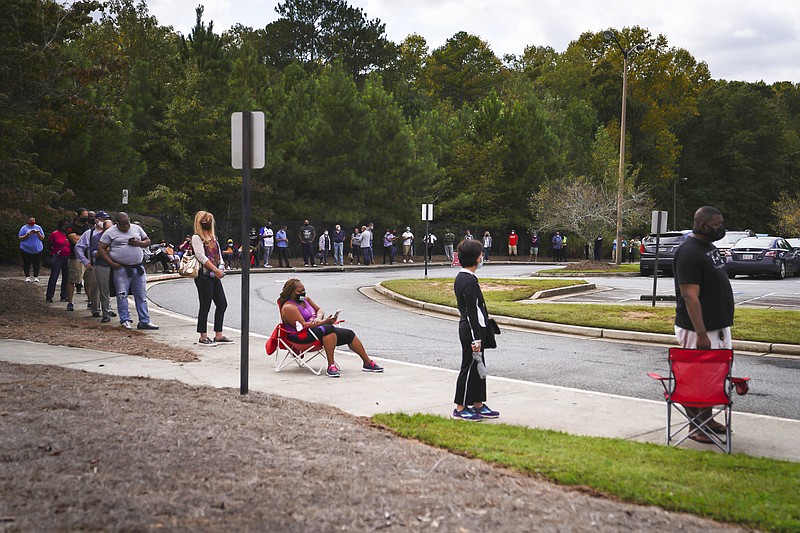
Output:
[648,348,750,453]
[265,299,327,375]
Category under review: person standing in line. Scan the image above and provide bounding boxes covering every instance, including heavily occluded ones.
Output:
[90,214,116,323]
[443,229,456,263]
[382,229,395,264]
[350,227,362,265]
[401,227,414,263]
[360,225,373,265]
[673,206,733,444]
[332,224,346,266]
[508,230,518,260]
[45,219,71,303]
[318,229,331,266]
[482,231,492,262]
[463,229,473,241]
[424,231,437,261]
[593,235,603,261]
[299,219,316,267]
[259,222,274,267]
[97,212,158,330]
[529,232,540,262]
[19,215,45,282]
[452,239,500,421]
[551,232,563,262]
[75,211,115,320]
[64,208,92,311]
[274,225,290,268]
[561,234,568,262]
[191,211,232,346]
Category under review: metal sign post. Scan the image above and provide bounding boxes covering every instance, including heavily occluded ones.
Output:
[650,210,668,308]
[232,111,265,394]
[421,203,433,278]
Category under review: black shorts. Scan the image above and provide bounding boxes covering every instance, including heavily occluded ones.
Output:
[286,324,355,345]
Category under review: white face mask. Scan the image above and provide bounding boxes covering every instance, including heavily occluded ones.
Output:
[476,259,484,269]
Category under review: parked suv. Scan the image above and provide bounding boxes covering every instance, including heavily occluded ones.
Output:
[639,230,691,276]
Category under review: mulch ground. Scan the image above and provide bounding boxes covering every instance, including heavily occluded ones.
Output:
[0,269,745,532]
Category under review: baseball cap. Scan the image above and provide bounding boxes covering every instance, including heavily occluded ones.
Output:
[96,210,110,219]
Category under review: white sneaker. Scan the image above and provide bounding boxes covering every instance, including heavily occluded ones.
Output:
[121,320,133,329]
[408,259,414,263]
[403,259,407,263]
[25,277,31,282]
[34,277,40,282]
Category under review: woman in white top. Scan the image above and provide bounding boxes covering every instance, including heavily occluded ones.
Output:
[191,211,232,346]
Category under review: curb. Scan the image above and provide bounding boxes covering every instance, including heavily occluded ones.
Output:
[372,283,797,357]
[531,283,595,300]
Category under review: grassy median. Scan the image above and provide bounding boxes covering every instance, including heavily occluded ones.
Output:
[381,278,800,345]
[374,413,800,532]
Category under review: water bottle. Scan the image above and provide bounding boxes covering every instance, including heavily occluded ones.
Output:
[295,321,303,332]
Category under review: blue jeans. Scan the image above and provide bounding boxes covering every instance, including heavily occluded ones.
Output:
[113,265,150,325]
[333,242,344,265]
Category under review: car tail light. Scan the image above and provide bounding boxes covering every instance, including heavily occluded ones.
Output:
[640,243,645,253]
[765,251,777,257]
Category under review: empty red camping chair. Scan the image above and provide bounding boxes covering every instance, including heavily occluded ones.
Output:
[648,348,750,453]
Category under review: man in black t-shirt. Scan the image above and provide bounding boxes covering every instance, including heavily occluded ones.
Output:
[299,220,316,267]
[673,205,734,444]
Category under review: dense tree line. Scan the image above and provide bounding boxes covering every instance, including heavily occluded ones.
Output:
[2,0,799,259]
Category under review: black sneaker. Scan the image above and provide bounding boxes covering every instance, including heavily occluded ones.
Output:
[108,311,117,318]
[215,336,234,344]
[100,316,111,323]
[137,322,159,330]
[198,338,216,346]
[92,312,101,317]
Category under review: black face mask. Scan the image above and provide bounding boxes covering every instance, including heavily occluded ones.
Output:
[695,225,726,242]
[295,292,306,302]
[79,217,88,224]
[88,218,96,225]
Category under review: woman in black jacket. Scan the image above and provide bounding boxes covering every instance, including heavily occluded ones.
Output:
[452,239,500,421]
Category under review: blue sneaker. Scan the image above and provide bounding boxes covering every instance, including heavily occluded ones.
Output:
[452,407,482,421]
[473,404,500,419]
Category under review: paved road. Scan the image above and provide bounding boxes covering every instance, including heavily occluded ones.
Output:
[146,264,800,420]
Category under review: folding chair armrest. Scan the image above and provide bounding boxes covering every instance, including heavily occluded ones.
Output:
[647,372,669,381]
[731,376,750,396]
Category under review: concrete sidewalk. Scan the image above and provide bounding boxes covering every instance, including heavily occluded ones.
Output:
[2,302,798,463]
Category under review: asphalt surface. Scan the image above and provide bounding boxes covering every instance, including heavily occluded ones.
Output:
[146,263,800,420]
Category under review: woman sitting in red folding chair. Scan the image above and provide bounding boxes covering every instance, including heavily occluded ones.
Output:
[279,278,384,378]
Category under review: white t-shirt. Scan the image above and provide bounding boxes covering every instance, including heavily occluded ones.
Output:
[260,227,274,247]
[402,231,414,245]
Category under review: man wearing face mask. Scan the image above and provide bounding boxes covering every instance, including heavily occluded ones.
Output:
[673,206,734,444]
[98,212,158,330]
[75,211,116,321]
[64,208,93,311]
[299,219,316,267]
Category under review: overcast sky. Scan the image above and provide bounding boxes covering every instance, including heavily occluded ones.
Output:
[144,0,800,83]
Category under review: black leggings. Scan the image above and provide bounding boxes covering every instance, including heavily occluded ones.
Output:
[194,275,227,334]
[21,250,41,277]
[287,324,355,345]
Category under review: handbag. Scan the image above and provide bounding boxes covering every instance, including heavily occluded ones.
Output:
[482,318,501,349]
[178,252,200,278]
[42,253,54,269]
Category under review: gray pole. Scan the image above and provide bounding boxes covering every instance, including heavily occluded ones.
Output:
[651,211,662,308]
[424,219,429,278]
[240,111,252,394]
[615,53,628,266]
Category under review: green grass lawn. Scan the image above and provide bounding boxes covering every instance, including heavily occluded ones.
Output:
[374,413,800,532]
[381,278,800,345]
